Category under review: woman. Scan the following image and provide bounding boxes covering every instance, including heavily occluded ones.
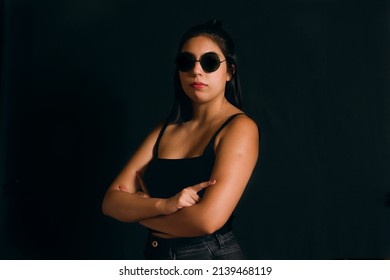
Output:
[102,20,259,259]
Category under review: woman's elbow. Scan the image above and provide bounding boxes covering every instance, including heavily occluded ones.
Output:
[101,193,113,216]
[101,200,109,217]
[101,203,135,223]
[101,193,122,220]
[198,217,226,235]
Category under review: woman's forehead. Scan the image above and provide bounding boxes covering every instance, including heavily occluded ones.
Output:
[181,35,222,55]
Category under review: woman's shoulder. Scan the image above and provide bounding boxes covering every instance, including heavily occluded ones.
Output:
[217,112,259,143]
[142,121,168,145]
[228,113,259,133]
[213,112,259,158]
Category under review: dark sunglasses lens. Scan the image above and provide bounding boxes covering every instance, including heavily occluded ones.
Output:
[176,53,195,72]
[200,53,221,72]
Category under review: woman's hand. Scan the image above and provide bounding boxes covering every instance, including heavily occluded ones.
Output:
[119,185,149,198]
[118,172,216,215]
[139,179,217,234]
[118,171,150,198]
[160,179,216,215]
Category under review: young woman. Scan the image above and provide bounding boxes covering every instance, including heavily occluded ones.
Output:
[102,20,259,259]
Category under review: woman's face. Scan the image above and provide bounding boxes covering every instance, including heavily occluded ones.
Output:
[178,35,231,105]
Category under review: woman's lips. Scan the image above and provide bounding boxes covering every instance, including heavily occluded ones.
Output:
[190,82,207,89]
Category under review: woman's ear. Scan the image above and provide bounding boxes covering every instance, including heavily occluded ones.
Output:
[227,64,235,82]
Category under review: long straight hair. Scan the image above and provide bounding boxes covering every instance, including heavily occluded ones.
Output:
[167,20,243,123]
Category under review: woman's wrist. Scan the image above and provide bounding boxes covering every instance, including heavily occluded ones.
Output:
[156,198,169,215]
[156,198,179,215]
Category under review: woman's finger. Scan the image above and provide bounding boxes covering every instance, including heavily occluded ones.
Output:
[177,196,197,208]
[163,180,216,214]
[176,189,201,208]
[119,185,129,192]
[135,191,150,198]
[190,179,216,193]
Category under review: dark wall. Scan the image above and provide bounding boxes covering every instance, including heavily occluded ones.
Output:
[1,0,389,259]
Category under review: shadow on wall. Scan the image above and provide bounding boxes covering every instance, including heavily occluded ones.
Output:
[2,84,147,259]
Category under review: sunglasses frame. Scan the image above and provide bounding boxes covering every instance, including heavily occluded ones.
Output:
[175,52,226,73]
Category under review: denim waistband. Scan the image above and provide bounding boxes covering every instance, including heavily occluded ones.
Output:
[149,224,232,248]
[144,225,234,259]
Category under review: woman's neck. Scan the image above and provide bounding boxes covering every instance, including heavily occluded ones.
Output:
[191,97,232,124]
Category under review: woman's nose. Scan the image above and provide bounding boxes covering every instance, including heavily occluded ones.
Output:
[192,60,203,76]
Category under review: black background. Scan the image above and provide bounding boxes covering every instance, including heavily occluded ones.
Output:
[0,0,389,259]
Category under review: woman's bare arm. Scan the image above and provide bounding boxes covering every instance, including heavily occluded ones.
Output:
[102,123,216,223]
[139,116,259,237]
[101,123,169,222]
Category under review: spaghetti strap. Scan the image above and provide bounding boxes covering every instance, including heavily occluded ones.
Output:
[153,120,170,158]
[213,113,245,139]
[203,113,245,154]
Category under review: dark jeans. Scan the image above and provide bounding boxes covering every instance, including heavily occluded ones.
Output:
[144,230,245,260]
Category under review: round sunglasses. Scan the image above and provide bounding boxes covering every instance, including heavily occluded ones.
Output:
[175,52,226,73]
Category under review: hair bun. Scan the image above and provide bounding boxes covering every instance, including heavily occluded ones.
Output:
[208,19,223,28]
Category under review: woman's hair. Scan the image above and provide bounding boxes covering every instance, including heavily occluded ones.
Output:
[167,20,243,123]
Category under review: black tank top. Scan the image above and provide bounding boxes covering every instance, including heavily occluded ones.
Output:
[143,113,244,199]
